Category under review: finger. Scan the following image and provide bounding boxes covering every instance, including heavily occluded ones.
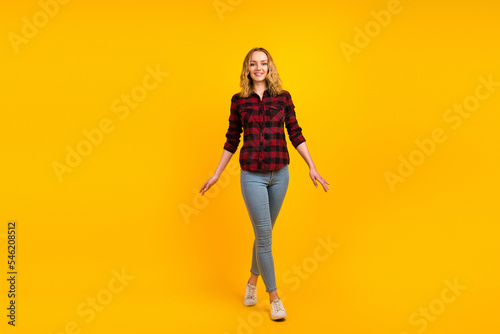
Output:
[201,183,209,196]
[202,182,213,196]
[320,179,329,191]
[200,182,207,193]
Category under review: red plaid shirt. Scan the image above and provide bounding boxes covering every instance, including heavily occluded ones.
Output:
[223,89,306,171]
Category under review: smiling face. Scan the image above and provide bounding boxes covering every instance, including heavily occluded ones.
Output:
[249,51,268,82]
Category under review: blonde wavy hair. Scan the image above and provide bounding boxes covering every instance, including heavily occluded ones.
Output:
[238,47,283,98]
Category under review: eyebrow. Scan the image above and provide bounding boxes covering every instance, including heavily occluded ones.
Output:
[250,60,267,63]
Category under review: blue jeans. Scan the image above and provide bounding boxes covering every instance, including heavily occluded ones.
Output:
[240,164,289,292]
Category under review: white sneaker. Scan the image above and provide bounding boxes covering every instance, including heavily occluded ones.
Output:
[243,282,257,306]
[270,299,287,320]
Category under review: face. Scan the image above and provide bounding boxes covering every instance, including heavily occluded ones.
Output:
[249,51,268,82]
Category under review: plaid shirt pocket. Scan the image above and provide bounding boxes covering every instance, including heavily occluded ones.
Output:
[269,105,284,122]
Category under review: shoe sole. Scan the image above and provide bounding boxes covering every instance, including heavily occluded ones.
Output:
[271,313,287,320]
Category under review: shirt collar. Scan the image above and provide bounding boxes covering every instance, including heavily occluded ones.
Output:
[251,89,270,96]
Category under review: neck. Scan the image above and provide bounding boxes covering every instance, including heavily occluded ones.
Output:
[252,81,267,95]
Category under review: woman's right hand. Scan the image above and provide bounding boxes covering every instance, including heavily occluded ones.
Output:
[199,175,219,196]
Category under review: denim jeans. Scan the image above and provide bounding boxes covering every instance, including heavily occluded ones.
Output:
[240,164,289,292]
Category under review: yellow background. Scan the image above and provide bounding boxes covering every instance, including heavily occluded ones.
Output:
[1,0,499,333]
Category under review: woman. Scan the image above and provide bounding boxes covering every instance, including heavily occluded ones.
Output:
[199,47,329,320]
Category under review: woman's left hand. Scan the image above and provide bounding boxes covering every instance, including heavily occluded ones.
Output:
[309,167,330,192]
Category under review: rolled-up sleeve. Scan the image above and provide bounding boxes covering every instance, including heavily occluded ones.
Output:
[223,94,242,153]
[284,91,306,148]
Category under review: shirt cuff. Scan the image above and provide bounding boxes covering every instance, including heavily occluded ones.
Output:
[292,137,306,149]
[223,142,237,154]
